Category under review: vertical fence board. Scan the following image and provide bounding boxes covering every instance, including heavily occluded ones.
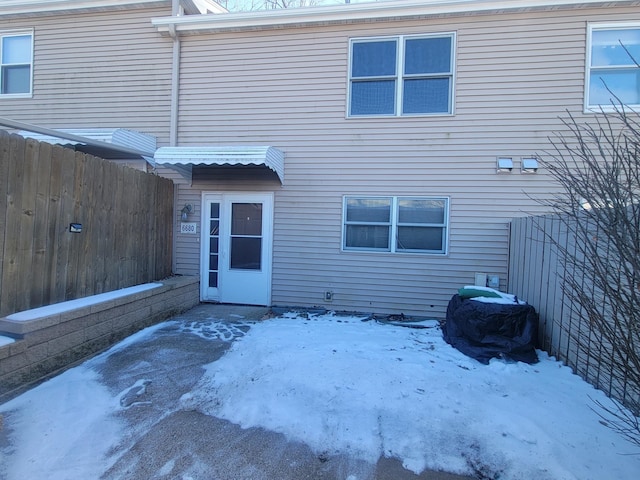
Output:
[81,154,100,297]
[0,135,25,315]
[156,181,175,277]
[0,131,10,307]
[31,141,53,308]
[46,145,65,305]
[93,158,107,293]
[105,162,120,292]
[112,167,126,290]
[18,139,40,311]
[123,170,136,288]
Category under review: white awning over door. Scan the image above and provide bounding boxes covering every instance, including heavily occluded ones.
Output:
[154,146,285,184]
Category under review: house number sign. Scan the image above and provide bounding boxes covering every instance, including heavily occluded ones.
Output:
[180,222,197,234]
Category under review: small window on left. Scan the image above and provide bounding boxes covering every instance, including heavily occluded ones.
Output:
[1,32,33,96]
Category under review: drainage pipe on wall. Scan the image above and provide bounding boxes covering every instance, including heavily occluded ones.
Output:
[169,0,181,147]
[170,0,181,274]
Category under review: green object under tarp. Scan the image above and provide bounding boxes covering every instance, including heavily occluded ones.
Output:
[457,287,502,299]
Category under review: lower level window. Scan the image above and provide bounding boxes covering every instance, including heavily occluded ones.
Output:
[343,196,449,254]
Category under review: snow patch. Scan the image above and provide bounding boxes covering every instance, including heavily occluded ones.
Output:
[6,283,162,321]
[185,313,640,480]
[0,366,123,479]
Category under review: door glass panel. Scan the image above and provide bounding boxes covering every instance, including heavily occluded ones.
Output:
[210,202,220,218]
[230,203,263,270]
[208,203,220,287]
[209,254,218,270]
[231,203,262,235]
[230,237,262,270]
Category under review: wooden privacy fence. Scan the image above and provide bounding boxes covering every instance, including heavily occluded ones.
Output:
[509,214,639,413]
[0,130,174,317]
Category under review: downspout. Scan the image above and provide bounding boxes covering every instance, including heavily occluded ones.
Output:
[169,0,180,147]
[170,0,181,275]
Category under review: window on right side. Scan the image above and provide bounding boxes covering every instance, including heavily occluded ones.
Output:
[586,24,640,110]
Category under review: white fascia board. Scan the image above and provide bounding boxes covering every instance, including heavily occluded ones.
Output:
[152,0,639,34]
[0,0,169,17]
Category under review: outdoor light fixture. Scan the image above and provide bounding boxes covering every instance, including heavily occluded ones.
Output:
[180,204,193,221]
[521,158,539,174]
[496,157,513,173]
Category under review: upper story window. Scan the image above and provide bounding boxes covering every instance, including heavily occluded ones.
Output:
[343,196,449,254]
[1,31,33,96]
[348,33,455,117]
[586,24,640,110]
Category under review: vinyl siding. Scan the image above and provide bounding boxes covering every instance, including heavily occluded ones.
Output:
[0,5,173,145]
[173,4,640,318]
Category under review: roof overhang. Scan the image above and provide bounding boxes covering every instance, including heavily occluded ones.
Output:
[152,0,640,35]
[0,117,156,164]
[0,0,225,18]
[154,146,285,184]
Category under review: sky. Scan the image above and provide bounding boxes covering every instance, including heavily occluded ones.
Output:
[1,311,640,479]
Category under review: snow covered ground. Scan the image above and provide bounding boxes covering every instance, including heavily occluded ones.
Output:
[1,311,639,480]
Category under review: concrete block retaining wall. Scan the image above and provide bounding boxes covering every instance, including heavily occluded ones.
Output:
[0,276,199,400]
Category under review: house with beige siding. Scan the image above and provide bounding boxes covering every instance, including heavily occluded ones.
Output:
[1,0,639,318]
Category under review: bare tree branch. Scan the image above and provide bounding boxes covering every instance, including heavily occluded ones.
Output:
[536,100,640,447]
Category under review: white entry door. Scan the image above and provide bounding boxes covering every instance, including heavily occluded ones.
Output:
[200,193,273,306]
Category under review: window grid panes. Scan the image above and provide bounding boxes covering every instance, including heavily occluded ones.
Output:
[208,203,220,288]
[0,33,32,95]
[349,33,454,117]
[344,197,392,250]
[396,198,447,253]
[343,196,448,254]
[587,26,640,108]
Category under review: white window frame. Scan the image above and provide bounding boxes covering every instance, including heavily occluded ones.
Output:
[342,195,450,255]
[347,32,456,118]
[0,29,34,98]
[585,22,640,112]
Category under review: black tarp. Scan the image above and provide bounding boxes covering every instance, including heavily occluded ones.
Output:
[442,294,539,364]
